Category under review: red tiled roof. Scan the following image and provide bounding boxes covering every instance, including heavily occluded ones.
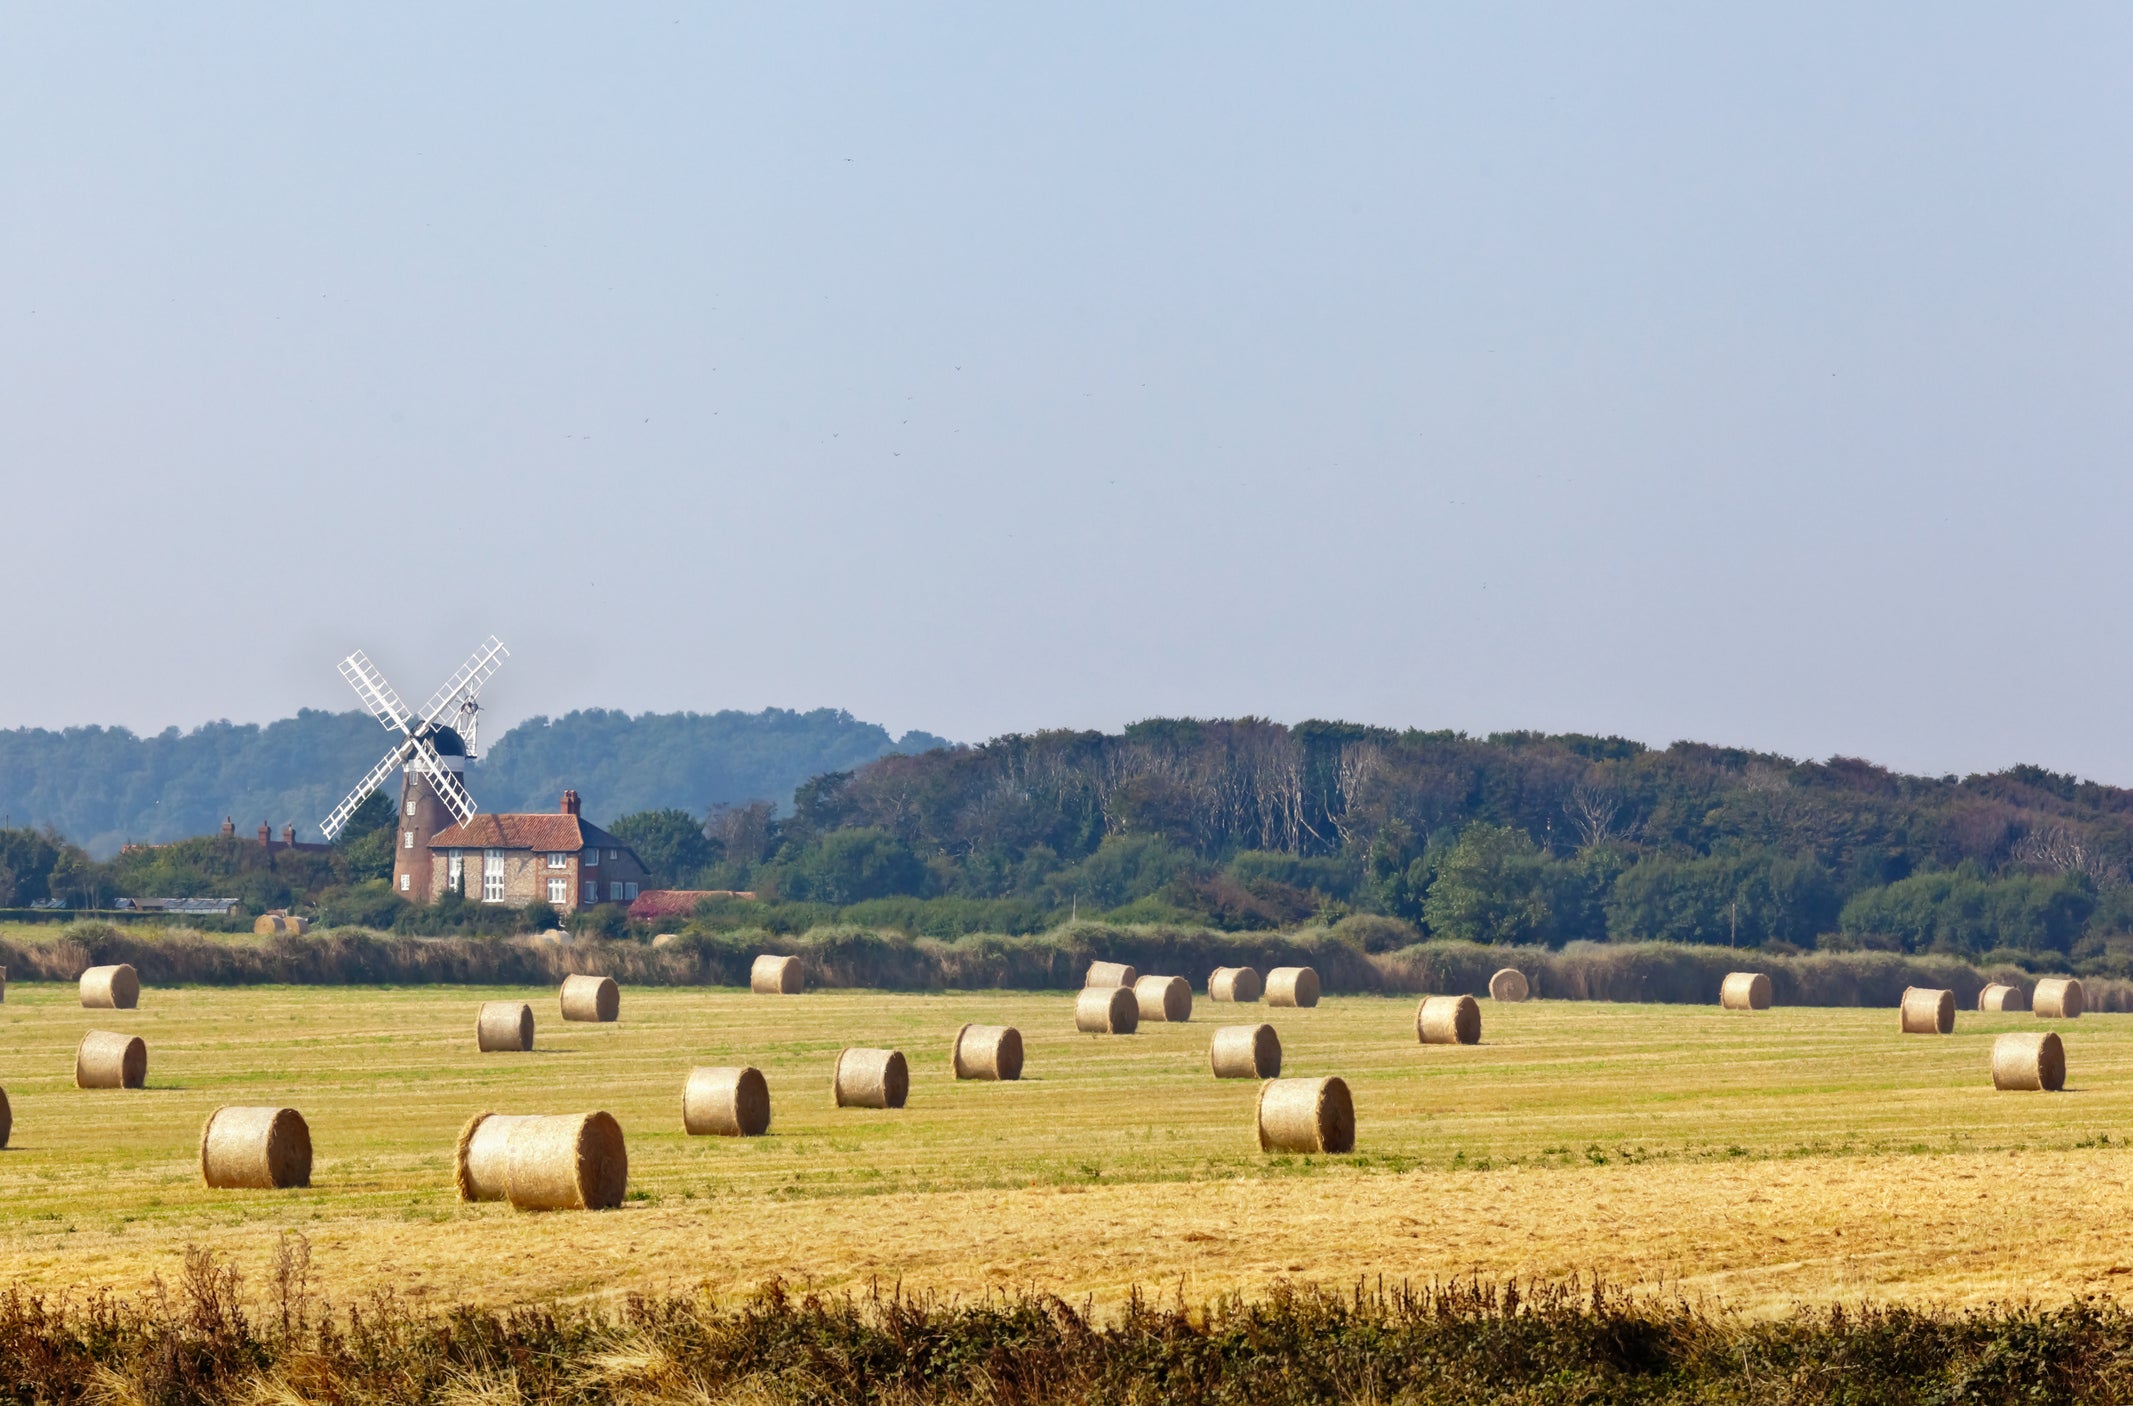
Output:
[628,889,758,920]
[431,813,627,854]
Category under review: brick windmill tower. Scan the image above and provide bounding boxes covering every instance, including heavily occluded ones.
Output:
[318,637,509,897]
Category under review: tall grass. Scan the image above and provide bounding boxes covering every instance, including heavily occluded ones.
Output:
[3,1240,2128,1404]
[13,919,2133,1009]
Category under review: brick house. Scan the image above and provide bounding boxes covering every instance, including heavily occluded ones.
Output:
[425,790,649,912]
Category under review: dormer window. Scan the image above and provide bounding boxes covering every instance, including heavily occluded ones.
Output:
[547,852,569,869]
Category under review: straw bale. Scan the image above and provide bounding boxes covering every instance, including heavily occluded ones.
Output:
[1978,982,2028,1013]
[832,1047,909,1108]
[1416,993,1482,1045]
[682,1066,771,1136]
[2033,977,2085,1020]
[1720,972,1773,1011]
[1134,974,1192,1023]
[0,1089,10,1148]
[1074,985,1139,1034]
[1255,1076,1355,1154]
[455,1112,532,1201]
[1488,968,1530,1002]
[1209,1023,1281,1079]
[1208,966,1263,1002]
[503,1111,628,1210]
[1084,961,1137,988]
[200,1106,312,1189]
[1991,1031,2066,1092]
[536,928,573,946]
[253,914,281,936]
[1899,986,1955,1035]
[75,1030,146,1088]
[1265,966,1320,1008]
[79,964,139,1010]
[950,1023,1024,1080]
[559,973,620,1023]
[651,932,681,948]
[751,954,803,994]
[476,1001,534,1052]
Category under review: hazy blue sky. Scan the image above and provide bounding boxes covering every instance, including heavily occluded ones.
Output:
[4,5,2130,781]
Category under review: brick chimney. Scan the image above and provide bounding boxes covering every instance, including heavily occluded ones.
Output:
[560,790,581,816]
[221,816,235,838]
[258,822,272,843]
[282,825,296,846]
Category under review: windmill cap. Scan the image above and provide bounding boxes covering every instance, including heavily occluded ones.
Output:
[424,724,468,757]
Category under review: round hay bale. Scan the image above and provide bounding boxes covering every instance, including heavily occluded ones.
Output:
[1133,975,1192,1023]
[1899,986,1956,1035]
[476,1001,534,1052]
[832,1047,909,1108]
[1265,966,1320,1008]
[1991,1031,2066,1092]
[79,964,139,1010]
[682,1066,771,1136]
[559,974,620,1023]
[1209,1023,1281,1079]
[503,1111,628,1210]
[536,928,573,946]
[1208,966,1263,1002]
[253,914,283,936]
[950,1024,1023,1080]
[1084,960,1137,989]
[0,1089,11,1148]
[455,1112,532,1201]
[1979,982,2028,1012]
[1074,985,1139,1034]
[1720,972,1773,1011]
[75,1030,146,1088]
[1488,968,1530,1002]
[651,932,681,949]
[2033,977,2085,1020]
[1255,1076,1355,1154]
[750,954,803,995]
[1416,994,1482,1045]
[200,1106,312,1189]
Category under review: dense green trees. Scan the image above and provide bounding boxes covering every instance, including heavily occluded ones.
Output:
[16,713,2133,965]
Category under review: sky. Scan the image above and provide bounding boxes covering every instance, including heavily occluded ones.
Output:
[4,5,2130,783]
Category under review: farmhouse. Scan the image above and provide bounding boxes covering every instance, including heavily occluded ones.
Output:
[423,790,648,911]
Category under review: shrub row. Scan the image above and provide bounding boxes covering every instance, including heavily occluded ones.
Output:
[3,1246,2129,1404]
[12,920,2133,1009]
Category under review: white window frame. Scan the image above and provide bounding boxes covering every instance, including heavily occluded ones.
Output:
[547,851,569,869]
[582,881,598,904]
[482,848,506,903]
[547,876,569,905]
[403,830,414,849]
[405,800,416,816]
[624,881,638,900]
[609,880,623,902]
[447,852,464,894]
[398,874,410,892]
[583,847,600,867]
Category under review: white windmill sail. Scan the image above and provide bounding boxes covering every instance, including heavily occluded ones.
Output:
[318,637,509,840]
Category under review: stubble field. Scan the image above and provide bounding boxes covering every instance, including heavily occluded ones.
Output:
[1,979,2130,1315]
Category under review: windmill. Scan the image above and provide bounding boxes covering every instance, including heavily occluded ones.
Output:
[319,636,509,899]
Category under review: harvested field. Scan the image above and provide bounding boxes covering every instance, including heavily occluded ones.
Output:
[0,984,2131,1313]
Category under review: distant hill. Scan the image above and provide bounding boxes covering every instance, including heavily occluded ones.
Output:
[0,708,951,856]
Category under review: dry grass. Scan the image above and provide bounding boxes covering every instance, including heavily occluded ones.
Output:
[1,984,2132,1313]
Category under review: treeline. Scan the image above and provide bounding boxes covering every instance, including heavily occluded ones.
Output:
[15,716,2133,967]
[6,1258,2126,1405]
[0,706,947,855]
[664,720,2133,967]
